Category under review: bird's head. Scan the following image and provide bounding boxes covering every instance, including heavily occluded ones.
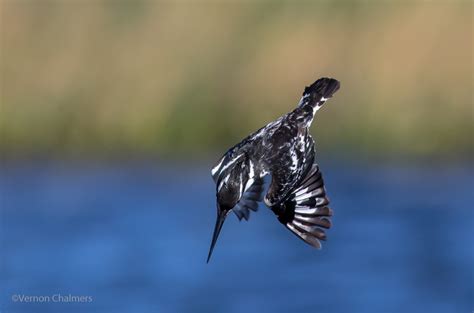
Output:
[207,160,249,263]
[217,177,241,210]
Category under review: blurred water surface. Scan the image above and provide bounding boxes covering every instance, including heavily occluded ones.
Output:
[1,161,473,313]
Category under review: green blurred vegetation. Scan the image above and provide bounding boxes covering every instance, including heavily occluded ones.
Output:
[1,1,472,161]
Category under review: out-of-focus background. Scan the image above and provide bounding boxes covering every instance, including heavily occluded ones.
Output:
[1,1,473,313]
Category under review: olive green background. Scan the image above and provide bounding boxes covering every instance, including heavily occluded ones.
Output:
[1,1,472,161]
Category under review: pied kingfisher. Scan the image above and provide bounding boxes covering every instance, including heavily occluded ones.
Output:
[207,77,340,262]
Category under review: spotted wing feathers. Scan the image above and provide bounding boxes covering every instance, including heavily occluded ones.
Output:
[271,164,332,248]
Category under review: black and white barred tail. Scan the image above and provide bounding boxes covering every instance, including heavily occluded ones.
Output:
[270,164,332,248]
[298,77,340,111]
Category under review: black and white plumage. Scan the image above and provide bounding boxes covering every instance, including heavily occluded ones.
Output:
[207,77,340,262]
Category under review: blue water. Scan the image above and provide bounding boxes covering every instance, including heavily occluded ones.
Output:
[1,161,473,313]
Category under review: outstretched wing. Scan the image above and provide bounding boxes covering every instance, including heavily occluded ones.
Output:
[232,178,266,221]
[269,164,332,248]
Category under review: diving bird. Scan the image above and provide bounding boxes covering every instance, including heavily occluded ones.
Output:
[207,77,340,262]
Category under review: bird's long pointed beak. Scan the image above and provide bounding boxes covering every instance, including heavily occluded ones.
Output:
[206,212,226,263]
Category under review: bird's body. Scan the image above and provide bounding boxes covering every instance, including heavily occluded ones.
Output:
[208,77,340,262]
